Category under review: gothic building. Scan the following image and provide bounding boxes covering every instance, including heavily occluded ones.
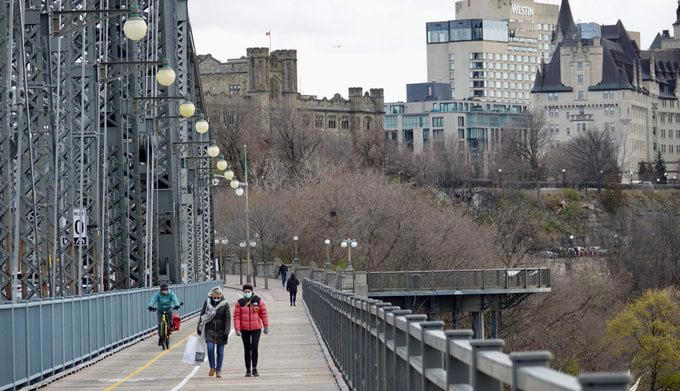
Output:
[532,0,680,179]
[198,48,384,140]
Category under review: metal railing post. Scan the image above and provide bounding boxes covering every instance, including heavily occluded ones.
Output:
[510,351,552,391]
[470,339,505,391]
[420,321,445,391]
[377,306,400,391]
[445,330,473,387]
[370,302,390,391]
[386,309,411,391]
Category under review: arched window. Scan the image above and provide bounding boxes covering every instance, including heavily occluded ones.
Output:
[364,116,373,130]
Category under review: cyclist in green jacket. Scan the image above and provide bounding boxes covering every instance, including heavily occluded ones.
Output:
[148,284,180,344]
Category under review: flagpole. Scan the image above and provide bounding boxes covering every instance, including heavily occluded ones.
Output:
[269,31,272,52]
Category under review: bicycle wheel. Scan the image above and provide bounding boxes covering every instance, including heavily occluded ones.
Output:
[159,316,168,350]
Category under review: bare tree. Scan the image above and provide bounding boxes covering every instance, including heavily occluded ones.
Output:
[500,110,551,192]
[561,129,619,186]
[269,103,323,177]
[204,93,261,176]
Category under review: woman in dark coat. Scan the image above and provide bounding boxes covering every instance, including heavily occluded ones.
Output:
[197,287,231,378]
[286,273,300,306]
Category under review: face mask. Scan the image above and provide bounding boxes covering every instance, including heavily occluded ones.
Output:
[161,290,168,295]
[210,298,222,306]
[244,292,253,299]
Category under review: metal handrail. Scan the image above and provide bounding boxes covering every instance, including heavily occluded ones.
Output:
[302,278,630,391]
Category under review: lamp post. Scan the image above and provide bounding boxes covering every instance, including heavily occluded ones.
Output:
[293,236,299,267]
[238,241,246,285]
[341,239,358,271]
[220,239,228,282]
[232,145,252,283]
[324,239,331,284]
[629,171,634,187]
[498,168,503,190]
[562,169,566,188]
[598,169,604,192]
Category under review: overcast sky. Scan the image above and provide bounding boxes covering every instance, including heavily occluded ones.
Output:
[189,0,676,103]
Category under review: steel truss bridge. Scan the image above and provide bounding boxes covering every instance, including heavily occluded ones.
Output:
[1,0,215,302]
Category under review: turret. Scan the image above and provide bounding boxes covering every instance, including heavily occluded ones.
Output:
[247,47,270,93]
[674,1,680,40]
[271,49,298,95]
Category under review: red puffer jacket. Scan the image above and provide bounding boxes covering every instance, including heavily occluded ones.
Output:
[233,295,269,332]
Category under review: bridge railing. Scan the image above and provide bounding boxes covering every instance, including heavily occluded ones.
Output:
[0,280,219,391]
[303,278,630,391]
[366,268,550,293]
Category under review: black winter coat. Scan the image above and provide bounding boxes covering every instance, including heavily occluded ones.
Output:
[197,300,231,345]
[286,277,300,293]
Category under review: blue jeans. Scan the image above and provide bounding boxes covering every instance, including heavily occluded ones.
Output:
[280,273,287,287]
[206,342,225,371]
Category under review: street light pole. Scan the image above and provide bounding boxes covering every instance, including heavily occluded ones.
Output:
[498,168,503,190]
[324,239,331,284]
[293,235,299,270]
[341,239,358,271]
[562,169,566,188]
[243,145,252,284]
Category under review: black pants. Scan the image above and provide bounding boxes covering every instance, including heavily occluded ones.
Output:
[289,290,297,304]
[241,329,262,370]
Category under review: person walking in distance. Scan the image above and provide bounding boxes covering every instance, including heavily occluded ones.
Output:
[286,273,300,306]
[277,262,288,288]
[233,284,269,377]
[197,287,230,379]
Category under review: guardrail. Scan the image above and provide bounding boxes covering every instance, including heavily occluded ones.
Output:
[366,268,550,293]
[0,280,219,391]
[303,278,630,391]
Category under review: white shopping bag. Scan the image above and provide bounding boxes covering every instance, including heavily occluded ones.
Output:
[182,335,207,365]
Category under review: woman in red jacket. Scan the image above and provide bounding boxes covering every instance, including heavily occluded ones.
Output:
[233,283,269,377]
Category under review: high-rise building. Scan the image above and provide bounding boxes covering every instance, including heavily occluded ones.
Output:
[426,0,559,104]
[532,0,680,179]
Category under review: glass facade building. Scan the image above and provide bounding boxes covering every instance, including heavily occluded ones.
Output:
[427,19,508,44]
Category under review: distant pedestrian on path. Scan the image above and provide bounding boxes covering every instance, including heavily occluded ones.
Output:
[197,287,231,379]
[286,273,300,306]
[277,263,288,287]
[233,284,270,377]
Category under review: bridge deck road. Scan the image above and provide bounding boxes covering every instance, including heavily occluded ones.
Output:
[44,275,341,391]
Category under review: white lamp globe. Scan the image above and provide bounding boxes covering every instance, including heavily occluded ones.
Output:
[235,187,244,196]
[341,241,348,248]
[293,236,298,241]
[351,241,358,248]
[156,58,176,87]
[123,3,147,41]
[216,159,228,171]
[324,239,331,245]
[224,170,234,181]
[178,100,196,118]
[230,180,240,189]
[195,117,209,134]
[207,144,220,158]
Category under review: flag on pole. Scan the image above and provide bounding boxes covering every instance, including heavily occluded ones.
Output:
[265,31,271,36]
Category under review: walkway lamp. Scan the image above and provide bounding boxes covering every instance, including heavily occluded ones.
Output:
[178,99,196,118]
[156,58,176,86]
[341,239,358,271]
[293,236,299,264]
[123,2,147,41]
[224,169,234,181]
[324,239,331,284]
[195,114,210,134]
[216,159,228,171]
[235,187,244,196]
[561,169,566,188]
[207,144,220,158]
[230,179,240,189]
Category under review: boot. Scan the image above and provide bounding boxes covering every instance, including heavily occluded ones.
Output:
[252,368,259,377]
[216,371,222,378]
[245,369,252,377]
[209,368,215,377]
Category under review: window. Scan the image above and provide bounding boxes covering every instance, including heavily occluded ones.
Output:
[423,129,430,144]
[433,129,444,140]
[661,129,666,138]
[577,91,584,100]
[577,123,587,132]
[328,116,337,129]
[603,91,614,99]
[457,117,465,126]
[458,128,465,139]
[427,22,449,43]
[577,75,584,85]
[605,106,615,116]
[229,84,241,94]
[577,62,583,70]
[315,115,324,128]
[390,105,404,114]
[432,117,444,127]
[605,122,615,132]
[403,115,427,128]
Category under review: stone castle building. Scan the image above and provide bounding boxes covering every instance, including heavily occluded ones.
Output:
[532,0,680,179]
[198,48,384,138]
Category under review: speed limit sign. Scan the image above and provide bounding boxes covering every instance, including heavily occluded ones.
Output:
[72,208,89,246]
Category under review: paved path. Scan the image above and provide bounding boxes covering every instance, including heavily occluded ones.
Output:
[44,276,342,391]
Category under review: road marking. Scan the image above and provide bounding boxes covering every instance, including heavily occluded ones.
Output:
[170,365,201,391]
[103,334,193,391]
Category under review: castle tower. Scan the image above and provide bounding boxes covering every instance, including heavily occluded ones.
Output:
[272,50,298,95]
[674,1,680,39]
[247,47,270,93]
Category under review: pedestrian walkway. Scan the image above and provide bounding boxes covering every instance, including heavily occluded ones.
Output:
[44,276,342,391]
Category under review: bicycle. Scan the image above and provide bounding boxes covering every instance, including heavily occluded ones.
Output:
[158,308,173,350]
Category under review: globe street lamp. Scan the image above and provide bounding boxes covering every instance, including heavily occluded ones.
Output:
[498,168,503,189]
[324,239,331,284]
[195,114,209,134]
[156,58,176,87]
[123,2,147,41]
[561,169,566,188]
[341,239,358,271]
[293,236,299,265]
[224,169,234,181]
[216,159,228,171]
[178,99,196,118]
[207,144,220,158]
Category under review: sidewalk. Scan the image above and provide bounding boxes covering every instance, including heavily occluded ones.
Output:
[44,276,341,391]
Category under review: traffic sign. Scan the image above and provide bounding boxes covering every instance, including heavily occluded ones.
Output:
[72,208,89,246]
